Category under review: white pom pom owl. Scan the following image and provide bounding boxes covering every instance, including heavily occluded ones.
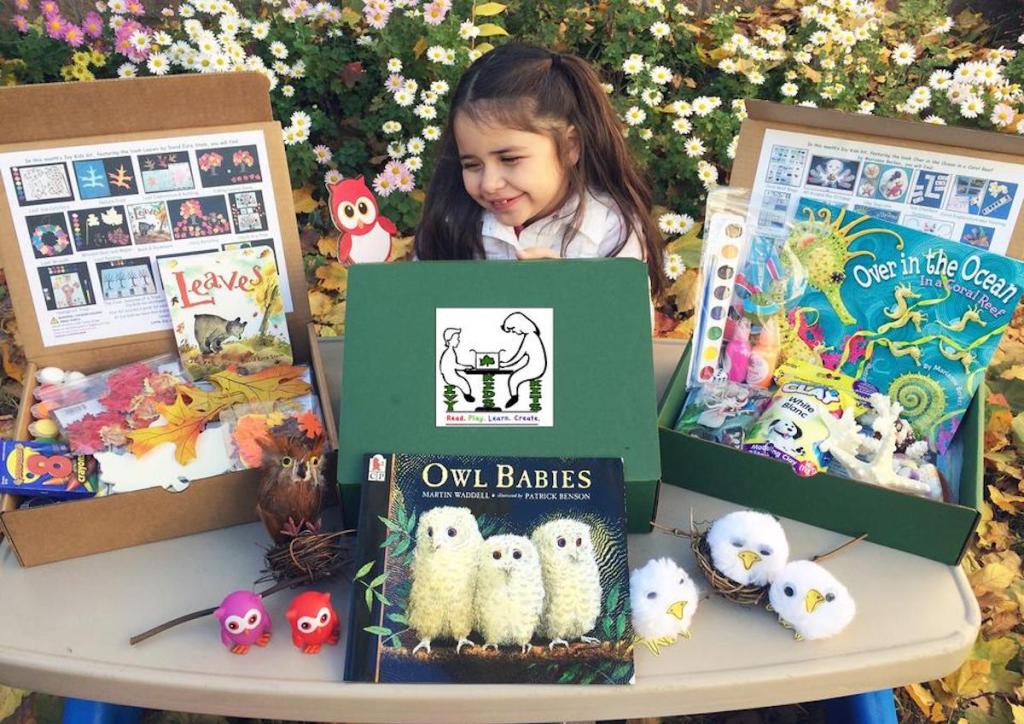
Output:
[767,560,855,640]
[629,558,699,654]
[706,511,789,587]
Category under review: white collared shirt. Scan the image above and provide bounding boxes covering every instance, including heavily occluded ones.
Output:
[480,189,644,260]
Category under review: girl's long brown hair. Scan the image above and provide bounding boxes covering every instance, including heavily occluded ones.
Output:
[415,43,665,299]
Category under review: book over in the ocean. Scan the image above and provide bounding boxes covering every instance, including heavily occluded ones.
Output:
[157,246,291,380]
[345,453,634,684]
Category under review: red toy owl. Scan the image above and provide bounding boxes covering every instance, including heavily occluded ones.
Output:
[327,176,397,266]
[285,590,340,654]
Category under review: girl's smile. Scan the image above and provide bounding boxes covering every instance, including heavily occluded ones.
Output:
[454,114,578,228]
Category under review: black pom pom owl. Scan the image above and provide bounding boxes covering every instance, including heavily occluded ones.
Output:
[256,434,328,545]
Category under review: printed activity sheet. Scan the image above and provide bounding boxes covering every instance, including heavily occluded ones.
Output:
[749,129,1024,257]
[0,129,293,347]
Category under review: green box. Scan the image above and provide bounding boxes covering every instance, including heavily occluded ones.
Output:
[657,346,983,565]
[337,259,661,533]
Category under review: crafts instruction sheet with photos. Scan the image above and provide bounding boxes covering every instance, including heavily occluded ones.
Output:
[0,129,293,347]
[750,129,1024,257]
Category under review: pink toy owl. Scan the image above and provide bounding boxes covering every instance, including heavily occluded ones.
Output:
[328,176,397,266]
[285,590,340,654]
[214,590,272,655]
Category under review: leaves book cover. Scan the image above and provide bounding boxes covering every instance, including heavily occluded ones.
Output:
[345,453,634,684]
[157,246,292,380]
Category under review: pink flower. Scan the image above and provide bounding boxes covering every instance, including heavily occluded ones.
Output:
[422,1,448,25]
[83,11,103,36]
[44,14,67,39]
[12,15,29,32]
[126,0,144,15]
[63,23,84,46]
[39,0,60,17]
[15,0,29,10]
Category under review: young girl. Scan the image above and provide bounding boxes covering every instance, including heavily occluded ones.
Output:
[414,43,665,299]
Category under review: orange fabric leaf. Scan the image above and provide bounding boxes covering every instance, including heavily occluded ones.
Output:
[126,394,221,465]
[233,414,271,469]
[208,365,310,404]
[297,410,323,439]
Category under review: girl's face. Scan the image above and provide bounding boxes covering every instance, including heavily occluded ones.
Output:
[454,113,579,228]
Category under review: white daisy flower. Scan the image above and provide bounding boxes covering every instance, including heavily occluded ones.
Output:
[282,126,299,145]
[430,80,449,95]
[407,137,425,155]
[959,95,984,118]
[691,95,720,116]
[1017,119,1024,135]
[459,21,479,39]
[421,91,438,105]
[929,70,952,90]
[929,16,952,34]
[727,136,738,158]
[858,100,875,114]
[325,169,343,185]
[146,52,169,75]
[387,57,402,72]
[641,89,663,107]
[649,65,673,85]
[650,21,670,39]
[280,84,294,97]
[624,106,647,126]
[671,117,691,135]
[718,58,739,74]
[117,62,138,78]
[781,82,799,97]
[923,115,946,125]
[697,160,718,187]
[393,89,414,106]
[387,141,406,158]
[663,253,685,280]
[658,213,681,234]
[426,45,446,63]
[622,54,645,75]
[423,125,441,141]
[382,120,402,134]
[290,110,311,130]
[991,103,1015,127]
[313,145,332,163]
[405,156,423,171]
[891,42,916,66]
[269,41,288,59]
[403,78,418,93]
[684,137,705,157]
[414,103,437,120]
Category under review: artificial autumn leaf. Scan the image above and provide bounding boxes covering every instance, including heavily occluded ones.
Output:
[1000,365,1024,381]
[989,485,1024,515]
[208,365,310,405]
[233,414,271,468]
[316,261,348,292]
[412,36,428,58]
[127,393,221,464]
[297,410,323,439]
[309,289,336,320]
[1012,703,1024,724]
[292,185,318,214]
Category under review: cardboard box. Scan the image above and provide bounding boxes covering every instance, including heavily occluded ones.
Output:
[0,74,313,566]
[336,259,662,533]
[657,100,1024,565]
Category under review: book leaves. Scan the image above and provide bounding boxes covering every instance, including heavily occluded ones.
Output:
[126,365,311,464]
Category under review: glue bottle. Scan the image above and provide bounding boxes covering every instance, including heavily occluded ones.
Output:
[723,318,752,383]
[746,319,780,388]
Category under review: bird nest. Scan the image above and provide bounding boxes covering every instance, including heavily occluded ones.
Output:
[691,530,768,607]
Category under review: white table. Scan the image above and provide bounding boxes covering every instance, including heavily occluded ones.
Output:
[0,482,978,723]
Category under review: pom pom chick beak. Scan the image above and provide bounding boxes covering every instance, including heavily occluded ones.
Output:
[738,550,761,570]
[805,588,825,613]
[667,600,687,620]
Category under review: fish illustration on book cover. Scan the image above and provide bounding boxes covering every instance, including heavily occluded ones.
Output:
[345,453,634,685]
[760,198,1024,452]
[158,246,292,380]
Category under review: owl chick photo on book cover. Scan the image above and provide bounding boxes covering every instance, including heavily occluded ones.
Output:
[346,453,635,685]
[158,246,292,380]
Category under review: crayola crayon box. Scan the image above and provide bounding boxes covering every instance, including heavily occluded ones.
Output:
[0,440,98,500]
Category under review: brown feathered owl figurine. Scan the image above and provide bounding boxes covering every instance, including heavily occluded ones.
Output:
[256,434,328,545]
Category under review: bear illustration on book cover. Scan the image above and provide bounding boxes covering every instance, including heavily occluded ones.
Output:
[157,246,292,380]
[346,453,634,685]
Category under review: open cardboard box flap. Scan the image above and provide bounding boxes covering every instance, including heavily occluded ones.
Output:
[0,73,313,566]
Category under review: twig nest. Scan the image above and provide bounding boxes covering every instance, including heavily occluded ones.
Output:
[706,511,789,587]
[629,557,698,653]
[767,560,855,640]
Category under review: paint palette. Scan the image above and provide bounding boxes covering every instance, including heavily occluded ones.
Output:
[686,210,748,387]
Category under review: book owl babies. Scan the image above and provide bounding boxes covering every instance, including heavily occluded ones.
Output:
[407,507,605,654]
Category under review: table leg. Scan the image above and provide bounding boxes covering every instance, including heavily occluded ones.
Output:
[821,689,897,724]
[62,698,142,724]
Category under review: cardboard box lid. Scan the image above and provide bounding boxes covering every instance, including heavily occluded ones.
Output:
[733,100,1024,259]
[336,259,662,486]
[0,73,311,367]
